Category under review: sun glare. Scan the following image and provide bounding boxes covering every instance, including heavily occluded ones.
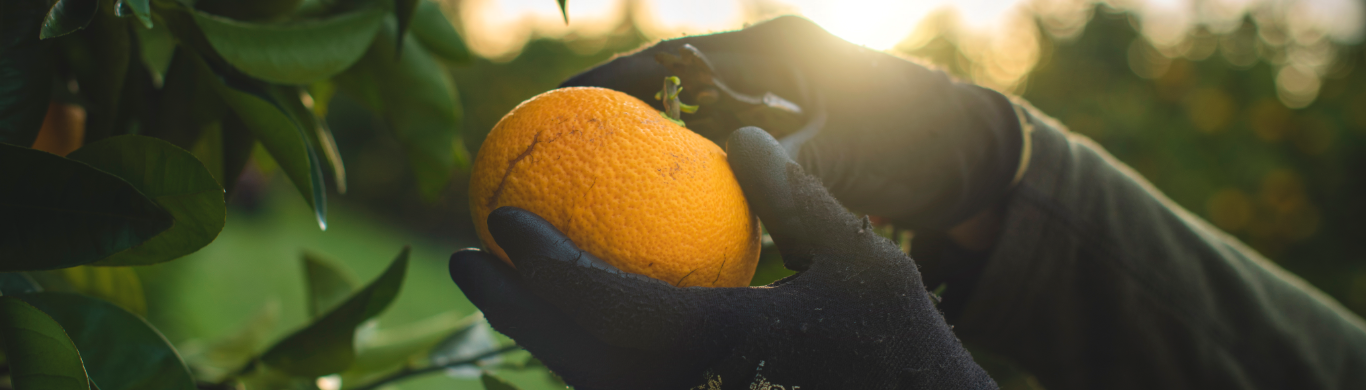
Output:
[459,0,1033,57]
[456,0,1359,107]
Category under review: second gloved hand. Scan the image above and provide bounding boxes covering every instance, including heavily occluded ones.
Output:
[561,16,1024,229]
[449,128,996,389]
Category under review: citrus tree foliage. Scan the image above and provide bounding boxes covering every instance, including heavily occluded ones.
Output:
[0,0,541,389]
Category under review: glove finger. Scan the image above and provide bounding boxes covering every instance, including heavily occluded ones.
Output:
[449,250,712,389]
[487,206,744,352]
[727,127,894,270]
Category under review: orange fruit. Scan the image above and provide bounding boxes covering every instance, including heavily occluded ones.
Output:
[469,87,761,287]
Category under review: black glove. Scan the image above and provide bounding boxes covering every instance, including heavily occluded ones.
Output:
[561,16,1023,230]
[449,128,996,389]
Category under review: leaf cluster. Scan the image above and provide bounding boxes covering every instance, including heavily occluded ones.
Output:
[0,0,543,389]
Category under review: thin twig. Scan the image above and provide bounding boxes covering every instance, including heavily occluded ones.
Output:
[348,345,522,390]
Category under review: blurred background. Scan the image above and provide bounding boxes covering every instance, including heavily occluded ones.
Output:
[139,0,1366,388]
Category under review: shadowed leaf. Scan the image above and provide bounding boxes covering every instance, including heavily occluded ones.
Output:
[40,0,99,39]
[0,296,90,390]
[67,135,226,266]
[0,144,172,271]
[0,273,42,295]
[19,292,195,390]
[0,0,54,146]
[29,266,146,316]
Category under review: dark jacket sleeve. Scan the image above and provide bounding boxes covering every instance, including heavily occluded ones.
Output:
[947,100,1366,390]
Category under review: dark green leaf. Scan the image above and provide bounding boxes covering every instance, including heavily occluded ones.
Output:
[0,0,55,147]
[556,0,567,24]
[19,292,195,390]
[40,0,99,39]
[338,23,466,201]
[0,144,173,272]
[0,296,90,390]
[394,0,419,57]
[191,4,387,84]
[302,252,356,318]
[481,370,523,390]
[65,135,226,265]
[185,53,328,229]
[28,266,146,315]
[408,0,469,64]
[0,273,42,295]
[260,247,409,376]
[115,0,152,29]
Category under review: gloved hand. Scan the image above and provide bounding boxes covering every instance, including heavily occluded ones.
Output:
[449,128,997,389]
[561,16,1024,230]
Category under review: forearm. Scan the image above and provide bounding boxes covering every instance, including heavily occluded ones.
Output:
[947,102,1366,390]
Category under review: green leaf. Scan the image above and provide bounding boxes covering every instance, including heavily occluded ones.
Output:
[302,252,357,318]
[556,0,567,24]
[482,370,524,390]
[64,135,226,266]
[186,52,328,229]
[260,247,409,376]
[29,266,147,316]
[394,0,419,57]
[0,273,42,295]
[191,4,387,84]
[341,311,482,383]
[338,23,466,201]
[0,0,55,147]
[115,0,152,29]
[0,144,173,272]
[133,22,174,81]
[40,0,99,39]
[0,296,91,390]
[408,0,469,64]
[282,84,347,194]
[18,292,195,390]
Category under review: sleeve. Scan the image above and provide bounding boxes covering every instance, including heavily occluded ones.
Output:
[943,100,1366,390]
